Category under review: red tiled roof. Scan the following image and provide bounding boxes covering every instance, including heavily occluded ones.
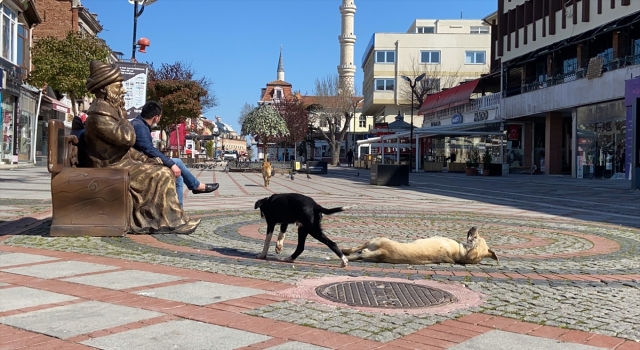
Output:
[266,80,292,86]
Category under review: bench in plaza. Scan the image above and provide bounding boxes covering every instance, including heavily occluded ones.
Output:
[47,119,130,237]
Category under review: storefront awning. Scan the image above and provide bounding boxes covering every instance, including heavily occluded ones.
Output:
[41,95,70,114]
[417,79,480,115]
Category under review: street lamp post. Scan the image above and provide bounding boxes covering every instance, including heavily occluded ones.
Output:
[130,0,157,60]
[401,73,426,172]
[351,98,363,154]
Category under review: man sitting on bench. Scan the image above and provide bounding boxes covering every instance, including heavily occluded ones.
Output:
[131,101,219,207]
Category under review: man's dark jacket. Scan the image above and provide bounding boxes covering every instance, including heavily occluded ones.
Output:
[130,115,175,168]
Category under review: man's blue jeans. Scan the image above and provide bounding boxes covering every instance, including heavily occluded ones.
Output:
[172,158,201,207]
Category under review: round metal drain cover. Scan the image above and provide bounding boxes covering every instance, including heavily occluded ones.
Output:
[315,280,457,309]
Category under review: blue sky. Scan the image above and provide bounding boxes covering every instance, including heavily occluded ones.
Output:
[83,0,497,133]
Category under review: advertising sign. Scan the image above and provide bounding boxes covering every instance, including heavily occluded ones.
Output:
[116,62,148,120]
[451,114,463,124]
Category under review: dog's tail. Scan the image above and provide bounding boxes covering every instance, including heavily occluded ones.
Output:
[318,205,351,215]
[340,242,367,256]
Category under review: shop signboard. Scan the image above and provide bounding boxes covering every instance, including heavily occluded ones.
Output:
[116,62,148,120]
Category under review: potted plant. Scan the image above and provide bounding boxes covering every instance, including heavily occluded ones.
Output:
[465,147,480,176]
[482,149,492,176]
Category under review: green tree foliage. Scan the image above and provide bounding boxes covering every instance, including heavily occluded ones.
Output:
[241,104,289,159]
[273,96,309,147]
[28,31,110,115]
[147,61,218,139]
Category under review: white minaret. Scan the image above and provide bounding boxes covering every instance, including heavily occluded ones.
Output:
[277,46,285,81]
[338,0,356,94]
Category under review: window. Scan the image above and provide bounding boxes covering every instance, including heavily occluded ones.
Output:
[563,57,577,74]
[1,5,17,62]
[470,26,490,34]
[375,51,395,63]
[420,51,440,64]
[422,78,441,93]
[17,24,26,70]
[416,26,435,33]
[465,51,486,64]
[359,115,366,128]
[635,38,640,56]
[375,79,395,91]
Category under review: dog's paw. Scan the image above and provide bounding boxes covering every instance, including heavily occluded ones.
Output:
[340,256,349,268]
[284,256,294,263]
[256,254,267,259]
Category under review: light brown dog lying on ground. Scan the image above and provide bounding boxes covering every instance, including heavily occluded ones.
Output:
[341,227,498,265]
[262,161,273,187]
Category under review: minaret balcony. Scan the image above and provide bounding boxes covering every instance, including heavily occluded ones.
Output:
[339,34,356,44]
[340,5,356,14]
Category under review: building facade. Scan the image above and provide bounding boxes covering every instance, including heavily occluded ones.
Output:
[0,0,41,164]
[493,0,640,178]
[361,19,492,128]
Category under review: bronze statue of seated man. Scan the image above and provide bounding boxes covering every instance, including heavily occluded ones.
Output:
[82,60,200,234]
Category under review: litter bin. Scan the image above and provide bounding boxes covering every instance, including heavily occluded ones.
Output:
[291,160,301,171]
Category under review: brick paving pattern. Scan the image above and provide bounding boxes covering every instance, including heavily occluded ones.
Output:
[1,166,639,349]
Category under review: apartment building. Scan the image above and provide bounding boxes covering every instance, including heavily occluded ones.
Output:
[0,0,41,164]
[494,0,640,179]
[361,19,492,128]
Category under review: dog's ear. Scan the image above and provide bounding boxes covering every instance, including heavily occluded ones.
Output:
[254,198,264,210]
[488,249,499,262]
[467,227,478,241]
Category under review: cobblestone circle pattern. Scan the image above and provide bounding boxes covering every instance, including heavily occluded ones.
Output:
[3,206,640,343]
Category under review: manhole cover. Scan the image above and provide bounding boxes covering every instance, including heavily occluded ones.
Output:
[315,280,458,309]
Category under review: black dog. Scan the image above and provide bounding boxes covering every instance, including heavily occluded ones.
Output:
[254,193,349,267]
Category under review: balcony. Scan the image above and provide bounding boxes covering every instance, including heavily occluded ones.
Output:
[421,94,501,122]
[502,55,640,119]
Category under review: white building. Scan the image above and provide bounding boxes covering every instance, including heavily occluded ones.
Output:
[361,19,492,128]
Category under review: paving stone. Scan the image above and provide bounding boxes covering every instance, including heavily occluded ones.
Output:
[136,281,264,305]
[81,319,270,350]
[0,286,78,312]
[265,341,332,350]
[1,260,118,279]
[0,252,58,267]
[0,300,163,338]
[449,330,608,350]
[62,270,183,290]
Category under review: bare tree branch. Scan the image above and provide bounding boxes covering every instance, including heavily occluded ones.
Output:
[309,74,361,165]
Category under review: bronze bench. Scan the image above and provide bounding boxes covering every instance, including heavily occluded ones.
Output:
[47,119,130,237]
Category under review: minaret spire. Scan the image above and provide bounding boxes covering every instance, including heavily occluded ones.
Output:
[277,45,285,81]
[338,0,356,95]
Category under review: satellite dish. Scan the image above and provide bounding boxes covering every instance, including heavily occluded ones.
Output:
[128,0,158,6]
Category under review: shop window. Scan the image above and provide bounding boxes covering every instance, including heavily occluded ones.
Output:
[576,100,626,179]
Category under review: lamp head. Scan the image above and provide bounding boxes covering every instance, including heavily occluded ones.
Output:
[401,75,410,83]
[416,73,427,82]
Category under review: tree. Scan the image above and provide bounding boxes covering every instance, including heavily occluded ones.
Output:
[238,103,255,130]
[398,56,464,120]
[273,95,310,157]
[310,74,359,165]
[240,104,289,160]
[28,31,110,115]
